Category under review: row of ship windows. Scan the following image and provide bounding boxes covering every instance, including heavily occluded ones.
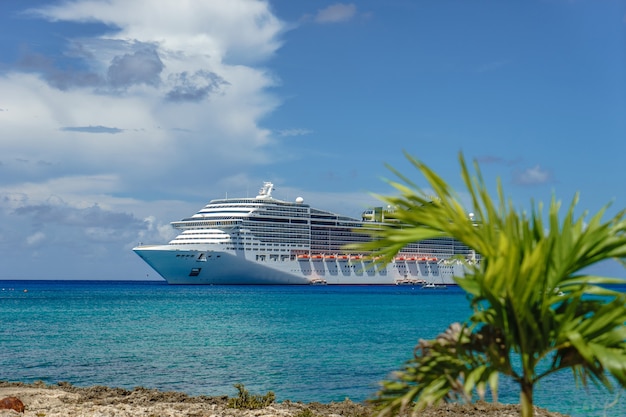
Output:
[181,224,310,232]
[208,200,308,209]
[172,237,368,247]
[175,225,468,244]
[229,247,297,252]
[261,206,309,214]
[175,226,463,241]
[174,233,309,245]
[172,234,469,255]
[175,221,239,228]
[245,226,310,233]
[170,244,467,259]
[180,220,370,230]
[170,243,306,250]
[405,243,458,250]
[173,238,308,247]
[172,238,465,256]
[199,206,310,217]
[178,232,310,239]
[180,218,307,226]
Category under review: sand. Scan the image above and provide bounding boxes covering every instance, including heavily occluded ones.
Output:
[0,381,571,417]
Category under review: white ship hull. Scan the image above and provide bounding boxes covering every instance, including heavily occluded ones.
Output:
[133,245,464,285]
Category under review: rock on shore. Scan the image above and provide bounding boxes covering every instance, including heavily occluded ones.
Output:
[0,381,570,417]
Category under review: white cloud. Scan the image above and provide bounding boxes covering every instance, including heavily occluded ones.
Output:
[314,3,357,24]
[278,128,313,137]
[31,0,283,65]
[26,231,46,246]
[1,0,287,195]
[0,0,288,279]
[138,215,178,245]
[514,165,552,185]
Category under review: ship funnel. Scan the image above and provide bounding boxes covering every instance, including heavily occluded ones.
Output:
[256,182,274,199]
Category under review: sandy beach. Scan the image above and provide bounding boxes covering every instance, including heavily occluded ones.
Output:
[0,381,571,417]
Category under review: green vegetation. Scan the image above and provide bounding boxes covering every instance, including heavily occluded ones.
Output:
[294,408,317,417]
[356,152,626,417]
[226,383,275,409]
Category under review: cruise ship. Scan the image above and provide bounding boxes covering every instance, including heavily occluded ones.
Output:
[133,182,475,285]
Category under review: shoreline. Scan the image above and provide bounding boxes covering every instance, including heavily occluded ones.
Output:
[0,381,570,417]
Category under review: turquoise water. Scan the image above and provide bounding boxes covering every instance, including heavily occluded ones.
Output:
[1,281,624,416]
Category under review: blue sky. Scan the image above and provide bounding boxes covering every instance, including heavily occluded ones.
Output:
[0,0,624,280]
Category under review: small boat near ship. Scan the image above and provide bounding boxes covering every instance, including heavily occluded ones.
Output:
[421,282,448,289]
[133,182,478,285]
[395,278,427,286]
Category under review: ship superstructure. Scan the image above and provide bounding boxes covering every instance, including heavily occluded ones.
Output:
[133,182,475,285]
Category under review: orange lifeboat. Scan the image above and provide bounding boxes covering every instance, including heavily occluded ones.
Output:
[311,254,323,260]
[297,254,310,260]
[350,255,362,260]
[324,254,336,260]
[337,255,349,260]
[395,256,406,261]
[429,257,438,262]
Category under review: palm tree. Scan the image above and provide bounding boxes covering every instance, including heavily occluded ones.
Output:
[356,152,626,417]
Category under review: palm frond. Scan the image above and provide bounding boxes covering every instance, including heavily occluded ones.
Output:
[358,152,626,417]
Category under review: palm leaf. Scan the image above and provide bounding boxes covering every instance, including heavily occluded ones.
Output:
[360,152,626,417]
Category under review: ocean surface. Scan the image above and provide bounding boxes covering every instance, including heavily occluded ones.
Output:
[1,280,624,416]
